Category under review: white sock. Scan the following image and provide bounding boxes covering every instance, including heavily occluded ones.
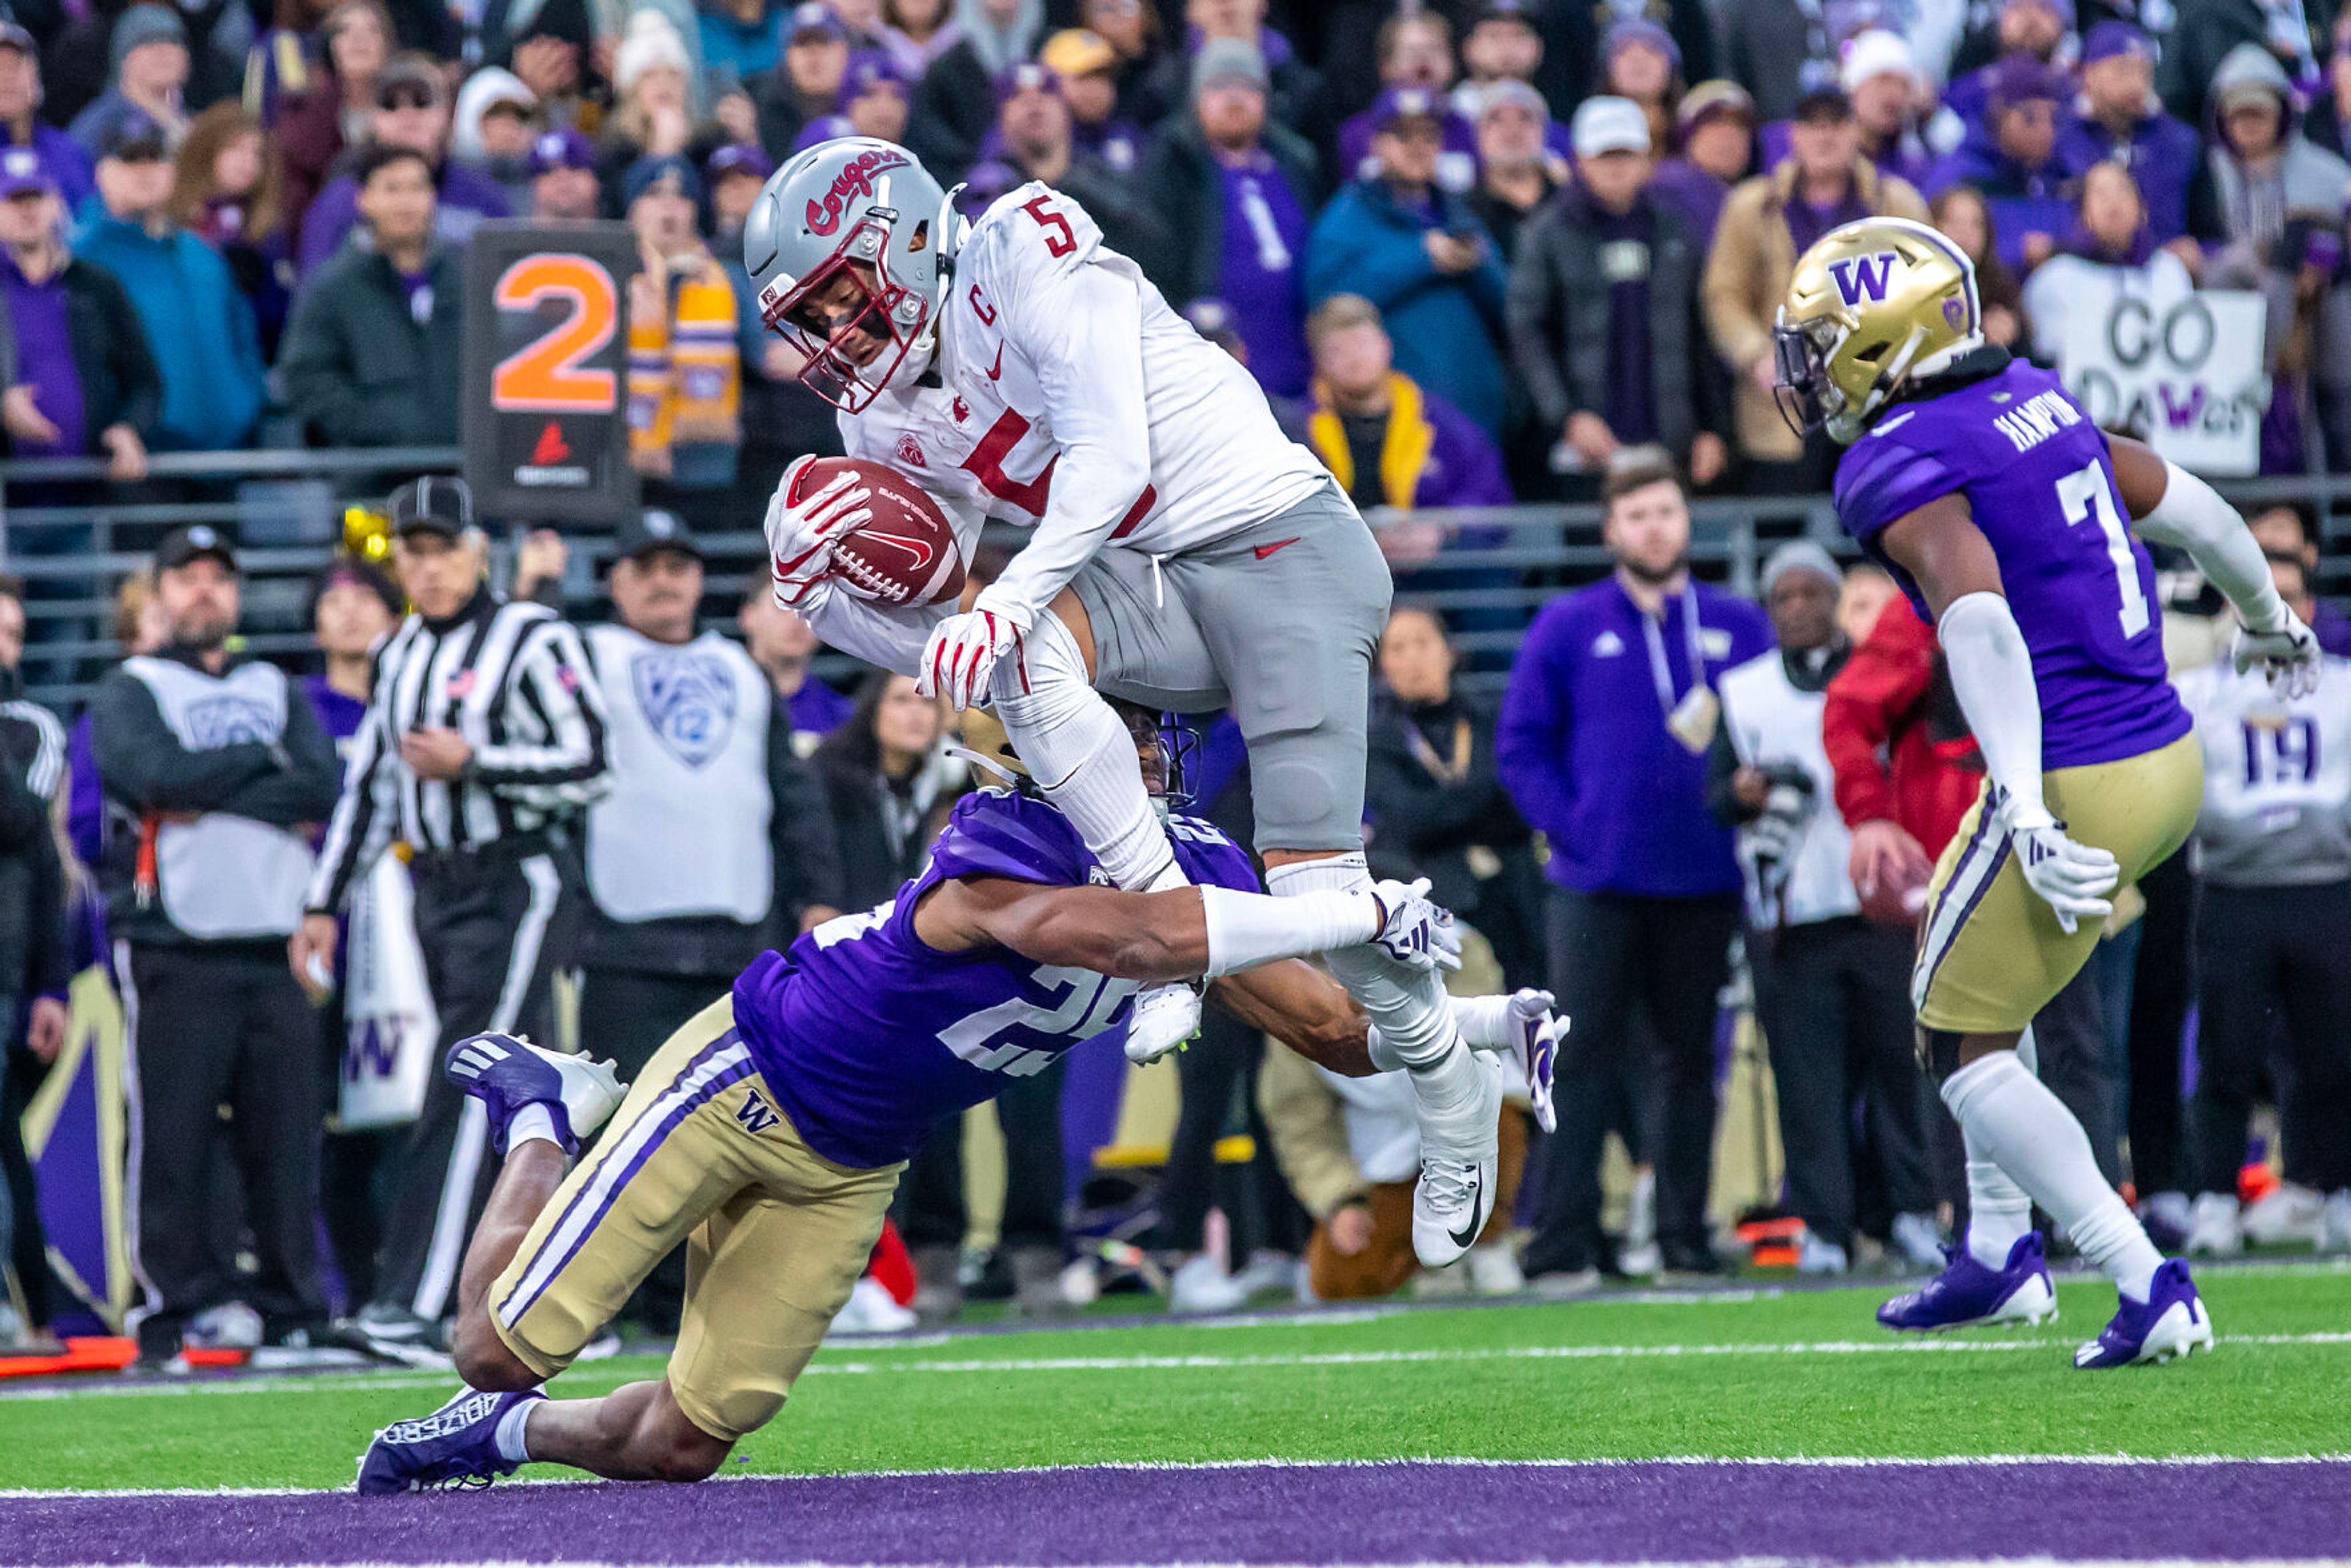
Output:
[991,614,1185,894]
[492,1393,539,1463]
[1941,1050,2163,1300]
[1265,854,1471,1107]
[506,1105,560,1152]
[1963,1138,2032,1270]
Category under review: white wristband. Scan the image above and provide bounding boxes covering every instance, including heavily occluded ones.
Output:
[1199,885,1377,977]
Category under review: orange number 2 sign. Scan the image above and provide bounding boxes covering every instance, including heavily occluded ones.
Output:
[489,255,618,413]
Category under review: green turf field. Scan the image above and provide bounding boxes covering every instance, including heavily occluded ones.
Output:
[2,1262,2343,1493]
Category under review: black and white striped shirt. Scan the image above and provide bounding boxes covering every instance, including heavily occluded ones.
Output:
[306,590,611,915]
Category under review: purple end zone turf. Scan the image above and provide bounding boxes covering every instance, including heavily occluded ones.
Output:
[7,1460,2346,1564]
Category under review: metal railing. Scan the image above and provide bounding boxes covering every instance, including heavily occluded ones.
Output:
[4,447,2346,711]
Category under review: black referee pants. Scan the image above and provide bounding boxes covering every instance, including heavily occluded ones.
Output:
[1749,916,1934,1250]
[2188,880,2351,1199]
[121,943,323,1356]
[371,844,583,1323]
[1526,888,1741,1273]
[896,1065,1067,1255]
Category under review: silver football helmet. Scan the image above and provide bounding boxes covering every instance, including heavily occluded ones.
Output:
[743,137,964,413]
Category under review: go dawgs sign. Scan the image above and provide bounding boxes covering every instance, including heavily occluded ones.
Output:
[2057,290,2270,478]
[806,148,911,236]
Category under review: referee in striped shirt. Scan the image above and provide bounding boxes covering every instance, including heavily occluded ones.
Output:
[291,477,612,1360]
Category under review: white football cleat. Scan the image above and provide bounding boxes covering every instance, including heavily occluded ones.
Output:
[830,1277,919,1337]
[1167,1253,1249,1315]
[1465,1241,1524,1296]
[1123,982,1203,1064]
[2320,1190,2351,1255]
[2243,1182,2323,1245]
[1411,1049,1502,1269]
[2184,1191,2243,1257]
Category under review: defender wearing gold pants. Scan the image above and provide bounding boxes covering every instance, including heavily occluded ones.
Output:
[1911,735,2203,1037]
[488,997,902,1441]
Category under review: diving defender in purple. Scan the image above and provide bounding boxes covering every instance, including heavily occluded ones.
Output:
[1778,215,2319,1371]
[358,708,1562,1493]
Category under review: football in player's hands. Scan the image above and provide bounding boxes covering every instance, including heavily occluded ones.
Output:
[784,457,968,609]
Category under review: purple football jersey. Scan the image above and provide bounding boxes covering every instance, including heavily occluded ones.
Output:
[732,790,1261,1169]
[1833,358,2190,770]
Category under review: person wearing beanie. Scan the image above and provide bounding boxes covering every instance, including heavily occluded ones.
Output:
[1648,79,1752,247]
[1600,18,1682,153]
[1925,53,2082,273]
[1540,0,1713,118]
[67,4,191,160]
[1706,541,1943,1280]
[1336,9,1478,197]
[451,67,539,210]
[1136,32,1322,392]
[2057,21,2197,242]
[1944,0,2075,122]
[293,53,513,283]
[789,48,910,152]
[1464,79,1564,269]
[599,11,697,216]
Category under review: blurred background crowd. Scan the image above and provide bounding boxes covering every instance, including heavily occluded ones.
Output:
[0,0,2347,1368]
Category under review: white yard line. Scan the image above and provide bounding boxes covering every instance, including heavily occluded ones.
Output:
[6,1330,2351,1406]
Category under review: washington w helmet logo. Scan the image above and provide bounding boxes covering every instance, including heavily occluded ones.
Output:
[1829,252,1900,307]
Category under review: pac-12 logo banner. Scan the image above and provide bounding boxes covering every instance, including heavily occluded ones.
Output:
[634,647,737,769]
[461,222,639,524]
[1829,252,1899,307]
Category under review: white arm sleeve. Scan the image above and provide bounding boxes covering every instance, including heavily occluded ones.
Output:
[796,583,944,678]
[1199,885,1377,978]
[2130,457,2293,633]
[1938,591,2054,827]
[973,261,1153,624]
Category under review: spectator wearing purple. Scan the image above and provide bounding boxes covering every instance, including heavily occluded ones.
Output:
[1647,79,1753,248]
[1925,55,2078,275]
[1508,96,1728,497]
[0,157,156,476]
[708,141,772,259]
[450,67,539,212]
[2059,23,2199,243]
[0,25,93,217]
[1464,80,1564,267]
[2021,161,2195,364]
[525,127,600,222]
[1138,36,1319,397]
[1498,456,1771,1283]
[792,48,912,151]
[909,0,1041,179]
[1761,31,1935,191]
[1337,9,1479,195]
[1041,28,1144,175]
[71,115,266,454]
[66,6,190,162]
[1308,86,1509,441]
[988,61,1171,285]
[1940,0,2074,137]
[1601,19,1683,155]
[294,54,512,283]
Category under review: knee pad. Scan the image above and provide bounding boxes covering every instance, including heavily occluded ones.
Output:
[1919,1028,1967,1086]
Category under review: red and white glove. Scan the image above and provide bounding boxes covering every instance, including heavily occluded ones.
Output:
[766,455,874,610]
[917,604,1029,710]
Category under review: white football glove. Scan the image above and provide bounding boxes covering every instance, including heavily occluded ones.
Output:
[765,455,875,609]
[1366,876,1463,972]
[2007,808,2119,936]
[2233,607,2322,700]
[918,605,1028,710]
[1448,988,1563,1134]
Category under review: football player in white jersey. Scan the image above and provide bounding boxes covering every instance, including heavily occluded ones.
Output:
[741,137,1515,1265]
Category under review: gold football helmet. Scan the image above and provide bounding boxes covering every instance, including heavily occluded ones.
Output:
[1774,216,1981,444]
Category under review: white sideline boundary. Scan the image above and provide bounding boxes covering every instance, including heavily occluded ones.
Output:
[6,1451,2351,1501]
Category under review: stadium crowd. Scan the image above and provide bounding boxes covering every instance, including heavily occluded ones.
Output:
[0,0,2348,1364]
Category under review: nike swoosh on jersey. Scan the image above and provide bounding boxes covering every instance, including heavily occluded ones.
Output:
[986,343,1005,381]
[1253,537,1302,561]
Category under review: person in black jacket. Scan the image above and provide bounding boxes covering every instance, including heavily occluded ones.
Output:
[1365,604,1542,993]
[278,144,462,448]
[0,577,70,1354]
[1505,95,1728,497]
[89,526,342,1363]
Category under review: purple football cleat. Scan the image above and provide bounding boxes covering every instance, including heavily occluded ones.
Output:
[1877,1232,2058,1332]
[443,1032,625,1155]
[355,1387,541,1494]
[2074,1259,2214,1368]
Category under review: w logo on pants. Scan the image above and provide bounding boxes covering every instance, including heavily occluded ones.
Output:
[735,1087,780,1137]
[1829,252,1899,307]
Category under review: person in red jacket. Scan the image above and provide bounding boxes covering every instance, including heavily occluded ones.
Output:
[1823,593,2128,1231]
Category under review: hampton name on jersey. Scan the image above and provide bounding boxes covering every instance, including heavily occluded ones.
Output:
[732,787,1259,1170]
[1832,354,2191,770]
[842,181,1329,620]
